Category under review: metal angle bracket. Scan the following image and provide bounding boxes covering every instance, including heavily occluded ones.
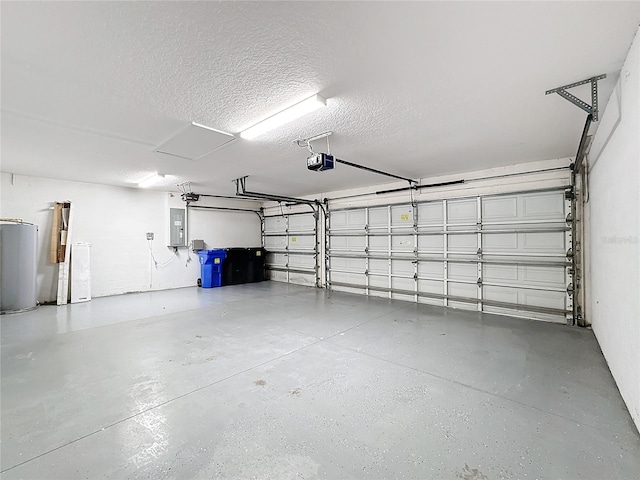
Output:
[545,74,606,121]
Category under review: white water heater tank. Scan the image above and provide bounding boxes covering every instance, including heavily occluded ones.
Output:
[0,222,38,314]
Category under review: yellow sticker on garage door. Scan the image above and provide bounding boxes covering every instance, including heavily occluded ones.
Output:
[291,237,297,242]
[400,213,410,221]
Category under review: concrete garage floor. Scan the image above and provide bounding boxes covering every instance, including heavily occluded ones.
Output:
[1,283,639,479]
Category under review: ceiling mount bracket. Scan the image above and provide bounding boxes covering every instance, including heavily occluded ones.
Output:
[294,131,333,148]
[545,74,606,121]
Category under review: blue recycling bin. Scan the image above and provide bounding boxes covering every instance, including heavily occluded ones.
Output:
[198,249,226,288]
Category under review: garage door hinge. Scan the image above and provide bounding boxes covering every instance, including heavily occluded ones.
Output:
[566,213,573,224]
[565,187,575,200]
[567,283,574,295]
[566,248,573,258]
[477,248,482,255]
[477,277,483,286]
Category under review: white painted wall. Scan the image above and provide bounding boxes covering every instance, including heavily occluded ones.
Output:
[0,173,262,302]
[587,27,640,431]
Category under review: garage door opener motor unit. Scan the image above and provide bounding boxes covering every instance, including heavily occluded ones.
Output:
[307,152,334,172]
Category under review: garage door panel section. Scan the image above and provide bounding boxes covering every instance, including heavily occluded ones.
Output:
[418,202,444,227]
[483,264,565,290]
[418,279,444,295]
[264,212,317,286]
[289,254,315,270]
[483,232,565,255]
[269,253,288,268]
[288,234,315,251]
[369,258,388,274]
[330,210,366,232]
[418,234,444,252]
[391,235,413,252]
[328,188,571,324]
[448,234,477,253]
[482,192,565,223]
[368,207,388,229]
[484,286,567,312]
[391,205,414,231]
[264,216,287,233]
[332,235,367,252]
[448,281,478,311]
[483,305,563,323]
[288,214,316,233]
[418,261,444,279]
[289,272,316,287]
[331,271,366,287]
[264,235,287,250]
[391,259,414,276]
[448,263,477,282]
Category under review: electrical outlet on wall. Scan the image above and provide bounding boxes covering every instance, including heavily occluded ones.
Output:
[146,232,154,240]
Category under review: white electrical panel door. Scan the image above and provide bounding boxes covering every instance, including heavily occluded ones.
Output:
[70,243,91,304]
[169,208,186,247]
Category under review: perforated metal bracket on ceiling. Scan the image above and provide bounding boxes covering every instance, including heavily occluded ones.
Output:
[545,74,606,121]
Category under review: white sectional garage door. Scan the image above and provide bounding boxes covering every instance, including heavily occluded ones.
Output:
[328,189,573,323]
[264,212,318,286]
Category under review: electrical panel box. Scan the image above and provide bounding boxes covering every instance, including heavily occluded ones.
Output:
[191,239,205,251]
[169,208,186,247]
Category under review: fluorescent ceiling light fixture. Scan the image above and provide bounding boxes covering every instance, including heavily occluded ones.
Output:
[240,94,326,140]
[138,172,165,188]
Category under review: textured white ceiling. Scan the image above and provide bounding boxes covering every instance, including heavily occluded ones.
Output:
[2,2,639,196]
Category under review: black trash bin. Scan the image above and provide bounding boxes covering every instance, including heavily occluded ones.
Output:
[222,248,251,285]
[247,247,266,283]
